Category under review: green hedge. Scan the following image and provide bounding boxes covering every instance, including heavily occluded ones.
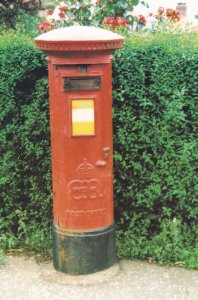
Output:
[0,35,51,255]
[113,33,198,268]
[0,32,197,267]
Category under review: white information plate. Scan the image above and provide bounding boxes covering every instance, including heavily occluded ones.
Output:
[72,99,95,136]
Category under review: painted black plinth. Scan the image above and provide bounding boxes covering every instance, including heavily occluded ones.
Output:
[53,224,117,275]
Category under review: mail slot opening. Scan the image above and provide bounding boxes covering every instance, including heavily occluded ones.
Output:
[64,76,101,91]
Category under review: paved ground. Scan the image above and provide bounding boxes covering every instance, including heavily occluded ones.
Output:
[0,256,198,300]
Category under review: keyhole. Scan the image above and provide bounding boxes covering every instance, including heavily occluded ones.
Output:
[80,65,88,73]
[103,147,110,159]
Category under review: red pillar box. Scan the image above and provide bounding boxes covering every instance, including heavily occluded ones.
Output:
[35,26,124,275]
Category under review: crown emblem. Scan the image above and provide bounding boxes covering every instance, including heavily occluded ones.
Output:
[76,159,94,180]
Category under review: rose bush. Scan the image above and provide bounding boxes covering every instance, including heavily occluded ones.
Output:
[38,0,148,32]
[38,2,182,34]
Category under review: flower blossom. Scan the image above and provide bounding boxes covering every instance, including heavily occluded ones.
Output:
[166,8,180,22]
[136,15,146,26]
[38,21,54,32]
[103,17,130,30]
[47,10,54,16]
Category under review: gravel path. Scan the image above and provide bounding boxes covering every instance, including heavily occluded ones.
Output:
[0,256,198,300]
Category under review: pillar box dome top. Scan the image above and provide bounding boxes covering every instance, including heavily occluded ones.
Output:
[34,26,124,52]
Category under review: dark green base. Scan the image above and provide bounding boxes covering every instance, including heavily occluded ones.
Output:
[53,225,117,275]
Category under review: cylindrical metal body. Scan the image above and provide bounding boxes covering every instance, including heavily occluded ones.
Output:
[35,26,124,275]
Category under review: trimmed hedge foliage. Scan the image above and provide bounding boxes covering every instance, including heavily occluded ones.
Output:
[0,36,51,255]
[113,34,198,268]
[0,32,197,267]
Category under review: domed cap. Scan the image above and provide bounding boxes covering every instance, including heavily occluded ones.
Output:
[34,26,124,52]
